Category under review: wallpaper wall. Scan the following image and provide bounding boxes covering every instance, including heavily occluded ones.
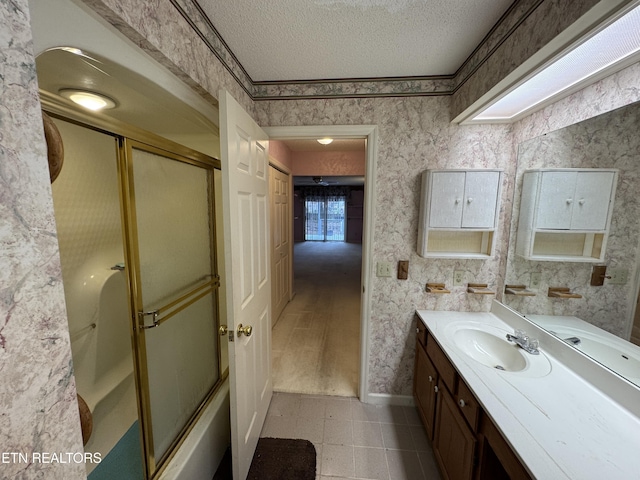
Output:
[292,150,366,177]
[256,97,515,394]
[5,3,640,477]
[0,1,86,478]
[256,59,640,395]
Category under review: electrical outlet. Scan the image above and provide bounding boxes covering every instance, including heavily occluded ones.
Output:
[376,261,393,277]
[530,272,542,290]
[607,268,628,285]
[453,270,465,286]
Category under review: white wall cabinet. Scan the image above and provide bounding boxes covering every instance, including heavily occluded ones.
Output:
[516,169,618,262]
[418,169,502,258]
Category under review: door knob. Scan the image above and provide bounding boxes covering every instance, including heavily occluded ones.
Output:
[237,324,253,337]
[219,325,228,336]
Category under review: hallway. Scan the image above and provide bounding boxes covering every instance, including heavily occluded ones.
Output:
[272,241,362,396]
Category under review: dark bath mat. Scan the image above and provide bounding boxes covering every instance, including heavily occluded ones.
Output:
[247,437,316,480]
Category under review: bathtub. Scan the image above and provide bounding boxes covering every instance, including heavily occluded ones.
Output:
[67,265,138,475]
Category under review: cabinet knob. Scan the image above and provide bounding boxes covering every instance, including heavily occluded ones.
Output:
[434,385,439,393]
[579,199,585,205]
[428,375,433,383]
[467,197,473,203]
[459,399,466,408]
[416,327,419,334]
[455,198,461,205]
[566,198,573,204]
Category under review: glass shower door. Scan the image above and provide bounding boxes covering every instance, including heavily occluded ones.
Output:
[122,140,221,476]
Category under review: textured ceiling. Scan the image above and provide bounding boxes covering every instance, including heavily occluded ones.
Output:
[197,0,514,81]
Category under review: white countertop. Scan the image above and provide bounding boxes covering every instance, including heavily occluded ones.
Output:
[416,308,640,480]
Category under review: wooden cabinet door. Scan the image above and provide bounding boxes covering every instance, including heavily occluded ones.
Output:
[433,381,476,480]
[460,171,500,228]
[414,343,438,440]
[571,171,615,230]
[429,171,466,227]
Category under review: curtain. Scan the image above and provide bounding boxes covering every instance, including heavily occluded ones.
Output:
[302,187,348,241]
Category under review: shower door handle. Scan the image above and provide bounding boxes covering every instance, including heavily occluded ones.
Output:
[138,310,159,329]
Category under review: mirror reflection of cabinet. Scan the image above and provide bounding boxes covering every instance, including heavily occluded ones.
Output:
[418,169,502,258]
[515,169,618,262]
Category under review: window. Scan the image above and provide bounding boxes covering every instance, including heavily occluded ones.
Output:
[305,196,346,241]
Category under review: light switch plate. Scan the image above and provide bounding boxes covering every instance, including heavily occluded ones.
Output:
[376,261,393,277]
[607,268,628,285]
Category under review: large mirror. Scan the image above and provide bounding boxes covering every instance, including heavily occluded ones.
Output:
[504,100,640,386]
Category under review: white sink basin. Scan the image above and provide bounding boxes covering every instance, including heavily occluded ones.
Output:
[454,328,527,371]
[547,326,640,382]
[444,321,552,378]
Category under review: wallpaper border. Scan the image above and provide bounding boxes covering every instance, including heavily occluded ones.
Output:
[170,0,541,100]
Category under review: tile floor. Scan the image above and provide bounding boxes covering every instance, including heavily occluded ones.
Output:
[261,392,441,480]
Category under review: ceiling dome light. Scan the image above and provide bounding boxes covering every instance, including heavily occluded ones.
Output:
[59,89,116,111]
[317,138,333,145]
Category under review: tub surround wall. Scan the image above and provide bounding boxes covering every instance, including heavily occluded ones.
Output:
[0,1,86,478]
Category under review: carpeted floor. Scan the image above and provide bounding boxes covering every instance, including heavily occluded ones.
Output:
[272,241,362,397]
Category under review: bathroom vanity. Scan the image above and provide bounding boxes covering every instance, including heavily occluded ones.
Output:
[414,301,640,480]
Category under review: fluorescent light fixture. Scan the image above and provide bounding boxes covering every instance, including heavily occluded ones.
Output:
[317,138,333,145]
[473,4,640,122]
[59,89,116,111]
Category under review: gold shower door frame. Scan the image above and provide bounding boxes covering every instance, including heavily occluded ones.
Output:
[118,138,224,479]
[41,96,225,480]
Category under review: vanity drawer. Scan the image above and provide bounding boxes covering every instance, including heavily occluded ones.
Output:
[416,317,427,347]
[426,335,457,393]
[456,378,480,432]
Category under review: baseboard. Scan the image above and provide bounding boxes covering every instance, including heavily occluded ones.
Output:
[365,393,415,406]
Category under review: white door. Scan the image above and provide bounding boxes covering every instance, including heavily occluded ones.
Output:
[219,90,273,480]
[270,165,290,327]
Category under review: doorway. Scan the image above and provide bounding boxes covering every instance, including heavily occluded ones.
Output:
[264,126,378,401]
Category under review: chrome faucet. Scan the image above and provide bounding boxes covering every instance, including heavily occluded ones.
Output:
[506,329,540,355]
